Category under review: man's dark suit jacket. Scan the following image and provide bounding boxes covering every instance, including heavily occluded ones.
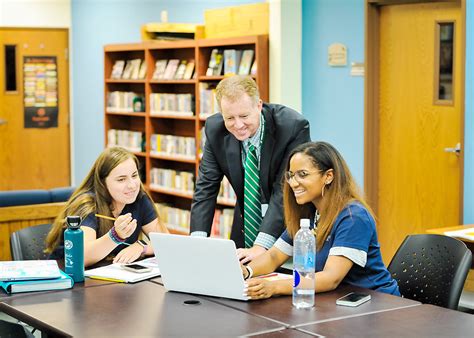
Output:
[190,103,311,248]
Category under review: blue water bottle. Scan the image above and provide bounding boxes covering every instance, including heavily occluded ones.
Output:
[64,215,84,282]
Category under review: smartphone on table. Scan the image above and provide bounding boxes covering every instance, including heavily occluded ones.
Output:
[121,263,152,273]
[336,292,371,307]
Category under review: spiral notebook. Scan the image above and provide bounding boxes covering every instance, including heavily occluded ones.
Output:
[0,260,62,282]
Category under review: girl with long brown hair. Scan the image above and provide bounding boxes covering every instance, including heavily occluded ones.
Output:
[45,147,168,267]
[242,142,399,299]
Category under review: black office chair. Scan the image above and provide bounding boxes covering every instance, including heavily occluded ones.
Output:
[10,223,52,260]
[388,234,472,310]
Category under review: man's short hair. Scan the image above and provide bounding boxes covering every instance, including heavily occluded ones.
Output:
[215,75,260,111]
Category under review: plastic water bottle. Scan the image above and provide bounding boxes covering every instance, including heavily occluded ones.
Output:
[293,218,315,309]
[64,215,84,282]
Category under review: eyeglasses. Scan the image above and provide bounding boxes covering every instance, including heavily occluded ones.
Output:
[284,170,320,183]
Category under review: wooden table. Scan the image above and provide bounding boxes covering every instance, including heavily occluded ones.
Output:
[2,279,472,337]
[295,304,474,337]
[0,281,285,337]
[201,284,420,327]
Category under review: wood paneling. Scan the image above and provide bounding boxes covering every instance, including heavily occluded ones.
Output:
[0,202,64,260]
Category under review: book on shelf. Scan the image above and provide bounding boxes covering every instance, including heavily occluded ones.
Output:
[206,49,224,76]
[183,60,195,80]
[444,227,474,241]
[138,60,147,79]
[156,203,191,233]
[111,60,125,79]
[85,257,160,283]
[0,260,62,281]
[238,49,254,75]
[0,260,73,294]
[152,59,168,79]
[224,49,242,75]
[149,168,195,192]
[121,60,134,79]
[174,60,188,80]
[163,59,180,79]
[250,59,257,75]
[130,59,142,80]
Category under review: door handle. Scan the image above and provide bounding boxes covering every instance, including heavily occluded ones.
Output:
[0,118,7,126]
[444,142,461,155]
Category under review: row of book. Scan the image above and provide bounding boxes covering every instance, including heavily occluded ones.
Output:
[206,49,256,76]
[218,176,236,203]
[107,129,144,153]
[110,59,146,80]
[155,202,233,239]
[149,93,194,116]
[106,91,145,113]
[150,134,196,158]
[152,59,195,80]
[199,83,220,118]
[149,168,194,193]
[210,208,234,239]
[156,203,191,234]
[110,48,256,81]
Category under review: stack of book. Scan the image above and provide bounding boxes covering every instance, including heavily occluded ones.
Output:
[0,260,73,294]
[111,59,147,80]
[206,49,256,76]
[152,59,195,80]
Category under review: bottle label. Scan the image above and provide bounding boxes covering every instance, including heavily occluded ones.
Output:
[306,254,315,270]
[293,270,301,287]
[64,239,73,250]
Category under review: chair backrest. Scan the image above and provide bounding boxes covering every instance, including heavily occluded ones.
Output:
[10,223,52,260]
[388,234,472,310]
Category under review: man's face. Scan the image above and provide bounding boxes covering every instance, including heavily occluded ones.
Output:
[221,93,263,141]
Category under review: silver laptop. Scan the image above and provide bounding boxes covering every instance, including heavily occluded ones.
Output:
[149,233,248,301]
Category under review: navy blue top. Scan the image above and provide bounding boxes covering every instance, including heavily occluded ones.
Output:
[277,202,400,295]
[50,192,157,258]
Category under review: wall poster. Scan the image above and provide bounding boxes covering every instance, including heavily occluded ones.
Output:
[23,56,58,128]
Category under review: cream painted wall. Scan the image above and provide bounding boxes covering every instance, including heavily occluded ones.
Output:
[0,0,70,27]
[269,0,302,112]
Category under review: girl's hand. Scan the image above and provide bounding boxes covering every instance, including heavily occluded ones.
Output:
[113,242,142,264]
[245,278,276,300]
[113,213,137,239]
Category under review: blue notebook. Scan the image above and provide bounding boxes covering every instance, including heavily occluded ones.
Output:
[0,270,74,294]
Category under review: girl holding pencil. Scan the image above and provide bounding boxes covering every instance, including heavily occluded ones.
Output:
[46,147,168,267]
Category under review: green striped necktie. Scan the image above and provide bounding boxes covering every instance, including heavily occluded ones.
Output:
[244,144,262,248]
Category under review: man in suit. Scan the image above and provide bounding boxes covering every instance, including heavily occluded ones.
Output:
[190,76,310,262]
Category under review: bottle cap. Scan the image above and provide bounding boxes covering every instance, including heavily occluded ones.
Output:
[66,216,82,229]
[300,218,310,228]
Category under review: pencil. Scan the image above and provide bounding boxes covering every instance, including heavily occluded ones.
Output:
[95,214,116,221]
[87,276,126,283]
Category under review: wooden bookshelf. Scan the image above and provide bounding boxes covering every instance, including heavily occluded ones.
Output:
[104,35,269,235]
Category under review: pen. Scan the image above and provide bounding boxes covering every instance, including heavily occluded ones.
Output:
[87,276,126,283]
[258,273,278,279]
[95,214,116,221]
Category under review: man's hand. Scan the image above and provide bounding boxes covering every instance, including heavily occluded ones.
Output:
[237,245,266,264]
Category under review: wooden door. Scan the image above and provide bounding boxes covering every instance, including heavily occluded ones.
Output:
[0,28,70,190]
[376,2,464,263]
